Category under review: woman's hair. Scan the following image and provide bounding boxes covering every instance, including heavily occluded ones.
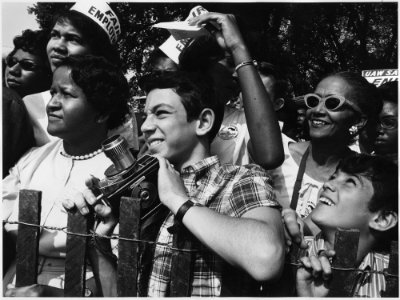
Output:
[179,35,225,72]
[320,71,382,145]
[59,55,130,130]
[257,61,291,100]
[7,29,51,71]
[53,10,121,66]
[330,71,382,121]
[141,71,223,142]
[378,81,398,105]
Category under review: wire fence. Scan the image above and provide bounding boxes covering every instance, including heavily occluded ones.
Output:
[4,219,398,278]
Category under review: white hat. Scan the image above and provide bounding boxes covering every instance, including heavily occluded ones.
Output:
[70,1,121,44]
[158,5,215,64]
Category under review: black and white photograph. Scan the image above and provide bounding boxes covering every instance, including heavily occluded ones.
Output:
[1,0,398,297]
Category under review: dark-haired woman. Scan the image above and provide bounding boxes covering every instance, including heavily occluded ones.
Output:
[270,72,380,225]
[4,29,52,98]
[23,2,138,149]
[3,55,130,296]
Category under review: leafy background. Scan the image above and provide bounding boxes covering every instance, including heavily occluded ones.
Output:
[28,2,398,106]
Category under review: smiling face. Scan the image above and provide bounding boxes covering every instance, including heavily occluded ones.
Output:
[141,88,201,168]
[5,49,50,97]
[47,66,100,142]
[311,169,375,233]
[375,100,398,155]
[306,76,358,143]
[47,20,92,72]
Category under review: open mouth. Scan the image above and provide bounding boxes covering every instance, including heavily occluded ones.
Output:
[147,139,163,148]
[310,119,330,127]
[319,196,335,206]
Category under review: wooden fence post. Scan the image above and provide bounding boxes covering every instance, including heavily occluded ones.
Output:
[328,228,360,297]
[64,210,91,297]
[169,223,193,297]
[118,196,141,296]
[15,189,42,287]
[382,241,398,297]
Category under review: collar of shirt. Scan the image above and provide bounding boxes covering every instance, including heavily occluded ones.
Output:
[181,155,220,178]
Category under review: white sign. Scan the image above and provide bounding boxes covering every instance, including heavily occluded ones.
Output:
[153,21,209,40]
[361,69,398,87]
[157,5,214,64]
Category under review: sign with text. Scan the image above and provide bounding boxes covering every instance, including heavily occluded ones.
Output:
[158,6,212,64]
[361,69,398,87]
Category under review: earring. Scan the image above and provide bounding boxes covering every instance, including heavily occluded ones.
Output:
[349,125,358,136]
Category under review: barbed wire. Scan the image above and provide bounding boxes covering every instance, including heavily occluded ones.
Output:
[3,220,197,253]
[285,261,398,278]
[3,220,398,278]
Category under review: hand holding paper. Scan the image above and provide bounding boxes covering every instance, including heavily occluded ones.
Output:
[187,13,245,54]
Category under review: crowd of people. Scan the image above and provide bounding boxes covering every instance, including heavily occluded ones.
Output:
[2,1,398,297]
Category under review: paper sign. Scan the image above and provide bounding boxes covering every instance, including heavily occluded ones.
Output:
[159,36,192,64]
[361,69,398,87]
[153,21,209,40]
[157,5,214,64]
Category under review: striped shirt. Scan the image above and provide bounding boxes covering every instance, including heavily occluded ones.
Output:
[147,156,280,297]
[304,235,389,297]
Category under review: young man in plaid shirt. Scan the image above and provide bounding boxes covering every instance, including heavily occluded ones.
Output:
[65,12,285,297]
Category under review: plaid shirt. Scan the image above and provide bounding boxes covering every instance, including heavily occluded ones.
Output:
[147,156,280,297]
[304,234,389,297]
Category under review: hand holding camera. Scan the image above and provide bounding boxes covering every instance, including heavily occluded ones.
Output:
[63,135,165,236]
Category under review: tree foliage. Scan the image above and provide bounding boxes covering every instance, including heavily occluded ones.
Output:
[28,2,397,97]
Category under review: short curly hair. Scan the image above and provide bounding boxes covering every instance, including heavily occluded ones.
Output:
[57,55,130,130]
[8,29,51,71]
[141,71,223,142]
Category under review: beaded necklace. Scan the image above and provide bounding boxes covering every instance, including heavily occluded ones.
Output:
[60,148,103,160]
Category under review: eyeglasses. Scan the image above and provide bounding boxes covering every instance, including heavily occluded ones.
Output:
[304,93,362,114]
[378,116,398,130]
[5,56,42,72]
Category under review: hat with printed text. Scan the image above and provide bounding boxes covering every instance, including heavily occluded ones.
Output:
[70,1,121,44]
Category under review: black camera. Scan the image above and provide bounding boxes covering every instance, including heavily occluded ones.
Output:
[93,135,167,222]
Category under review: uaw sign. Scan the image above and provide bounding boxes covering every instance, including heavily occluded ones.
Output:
[362,69,398,87]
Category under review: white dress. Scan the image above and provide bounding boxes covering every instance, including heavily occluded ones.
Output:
[3,139,113,288]
[268,140,324,218]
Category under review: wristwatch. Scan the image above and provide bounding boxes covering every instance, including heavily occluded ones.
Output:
[175,199,202,222]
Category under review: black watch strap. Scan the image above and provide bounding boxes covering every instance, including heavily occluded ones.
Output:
[175,199,199,223]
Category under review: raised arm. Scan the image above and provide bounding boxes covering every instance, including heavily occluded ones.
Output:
[189,13,284,169]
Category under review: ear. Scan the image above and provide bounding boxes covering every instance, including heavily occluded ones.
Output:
[195,108,215,137]
[96,114,109,124]
[369,210,398,232]
[273,97,285,111]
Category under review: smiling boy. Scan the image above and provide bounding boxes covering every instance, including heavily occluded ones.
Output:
[296,154,398,297]
[65,70,285,297]
[136,70,285,296]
